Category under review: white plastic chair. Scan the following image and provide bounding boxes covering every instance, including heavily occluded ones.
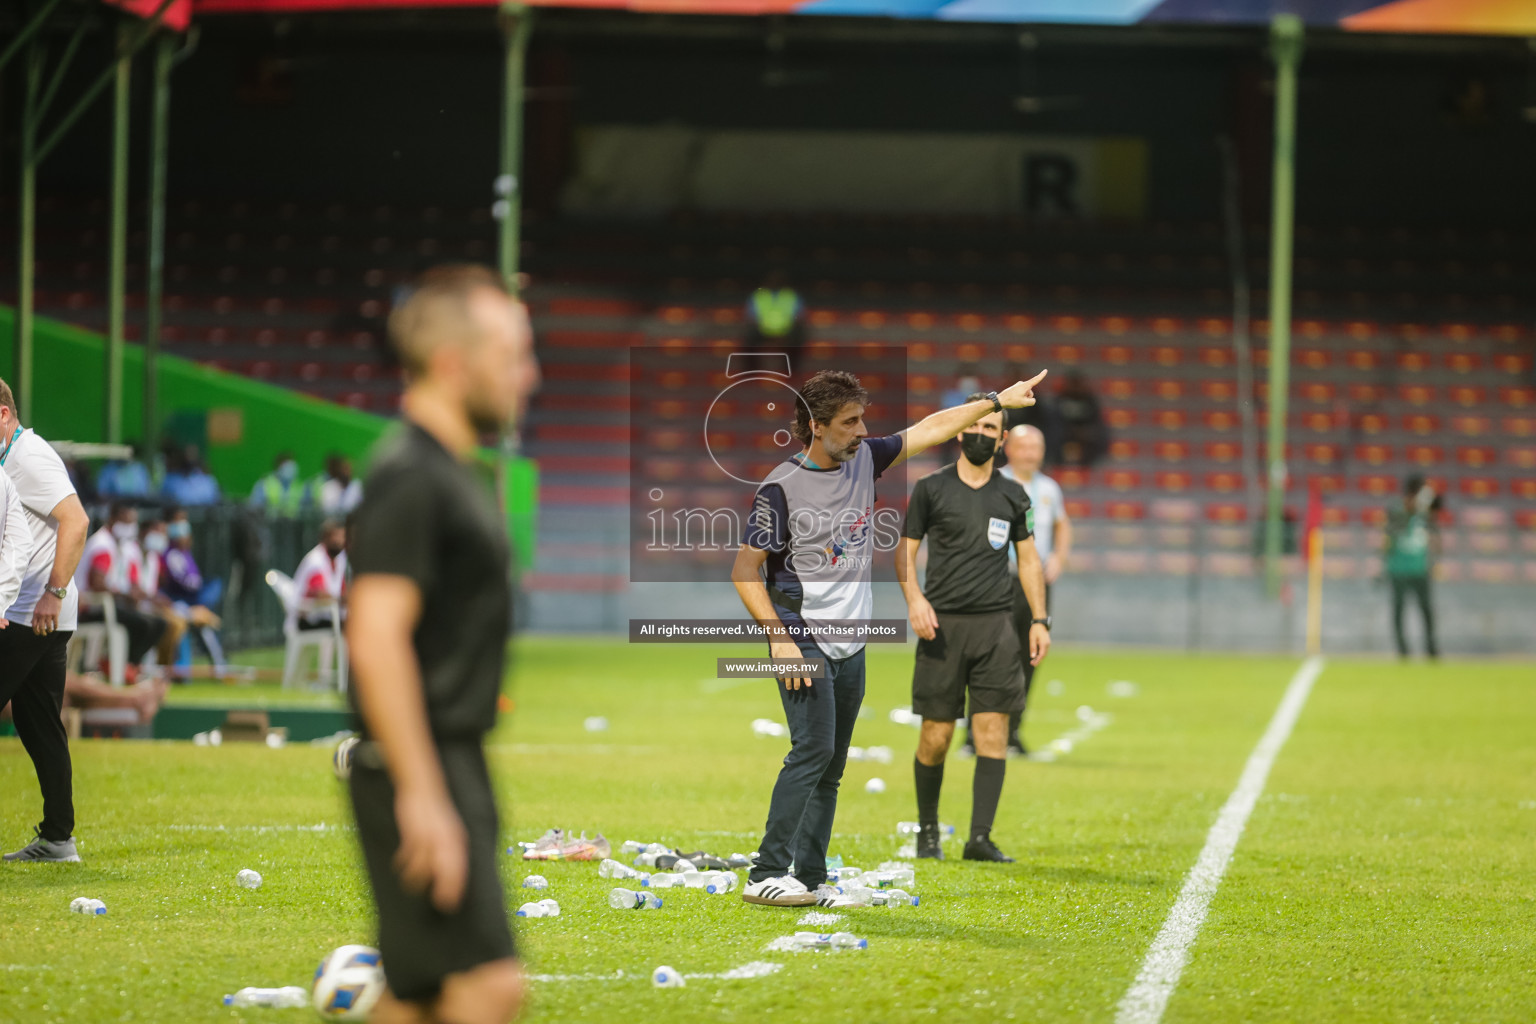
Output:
[68,593,129,687]
[266,569,347,691]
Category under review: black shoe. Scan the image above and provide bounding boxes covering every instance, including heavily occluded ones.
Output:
[962,834,1015,863]
[915,825,944,861]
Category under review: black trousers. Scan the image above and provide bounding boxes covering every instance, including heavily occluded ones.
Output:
[0,627,75,841]
[80,596,166,665]
[1390,574,1438,657]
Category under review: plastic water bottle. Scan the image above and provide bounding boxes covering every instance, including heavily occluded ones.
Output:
[619,840,653,856]
[642,872,685,889]
[751,719,787,738]
[69,897,106,915]
[704,872,737,894]
[728,853,754,868]
[517,899,560,918]
[609,887,663,910]
[522,875,549,890]
[599,858,646,881]
[633,844,671,868]
[236,869,263,889]
[223,987,309,1008]
[790,931,866,950]
[877,889,919,908]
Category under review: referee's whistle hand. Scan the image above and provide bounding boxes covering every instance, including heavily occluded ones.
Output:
[1028,624,1051,667]
[998,370,1049,409]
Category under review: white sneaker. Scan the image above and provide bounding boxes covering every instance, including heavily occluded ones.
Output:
[741,875,818,907]
[809,884,844,907]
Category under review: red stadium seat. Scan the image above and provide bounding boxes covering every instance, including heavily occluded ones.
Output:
[1505,446,1536,470]
[1321,506,1351,525]
[1296,349,1331,370]
[1102,345,1134,367]
[1051,343,1086,365]
[909,342,935,362]
[1107,409,1138,429]
[1455,446,1497,469]
[1105,470,1142,492]
[1402,413,1441,436]
[1105,500,1146,521]
[1154,471,1192,493]
[1100,378,1137,400]
[1205,471,1244,494]
[1003,315,1034,334]
[1150,317,1184,337]
[1511,479,1536,501]
[1447,385,1486,407]
[1308,473,1346,494]
[1153,440,1190,462]
[1198,318,1230,338]
[1503,417,1536,438]
[1203,410,1238,432]
[1151,379,1185,401]
[1397,351,1432,373]
[1056,468,1092,490]
[1357,474,1398,497]
[1499,387,1536,409]
[1100,315,1134,335]
[1441,322,1477,344]
[1051,315,1086,334]
[1299,382,1336,404]
[1450,415,1493,438]
[1152,409,1188,431]
[1398,384,1436,406]
[1490,323,1528,344]
[1354,443,1393,466]
[1458,477,1500,499]
[1360,507,1388,526]
[1201,379,1236,402]
[1404,444,1444,466]
[1149,346,1182,368]
[1300,412,1336,434]
[1150,498,1198,522]
[1198,347,1232,369]
[1204,440,1241,462]
[1515,509,1536,529]
[1064,499,1092,519]
[1348,383,1385,404]
[1444,352,1482,374]
[1303,443,1341,465]
[1108,440,1141,461]
[1347,350,1381,371]
[1494,353,1534,375]
[909,374,938,395]
[1205,502,1247,523]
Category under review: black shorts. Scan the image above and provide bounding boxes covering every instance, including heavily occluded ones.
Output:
[349,740,515,1002]
[912,610,1026,721]
[1011,583,1052,689]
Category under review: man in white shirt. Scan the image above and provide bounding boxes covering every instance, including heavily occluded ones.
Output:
[292,519,348,630]
[75,502,166,669]
[962,424,1074,757]
[0,378,92,863]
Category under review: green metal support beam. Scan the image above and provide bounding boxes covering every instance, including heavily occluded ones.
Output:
[0,0,65,75]
[17,46,42,422]
[1264,13,1304,595]
[497,2,533,298]
[106,24,131,444]
[144,32,174,455]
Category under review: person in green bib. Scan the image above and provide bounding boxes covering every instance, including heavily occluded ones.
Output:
[249,451,308,518]
[746,271,806,373]
[1383,474,1441,660]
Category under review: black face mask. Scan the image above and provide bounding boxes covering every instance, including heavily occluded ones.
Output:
[959,432,998,467]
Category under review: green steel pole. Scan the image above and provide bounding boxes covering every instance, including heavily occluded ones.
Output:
[498,2,532,297]
[1264,14,1303,595]
[144,32,173,454]
[106,24,131,444]
[0,0,64,75]
[17,46,42,422]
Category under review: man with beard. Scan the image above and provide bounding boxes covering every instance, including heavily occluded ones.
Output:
[898,396,1051,864]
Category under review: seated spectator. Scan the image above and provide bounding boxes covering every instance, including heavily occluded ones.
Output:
[74,502,166,675]
[96,445,152,499]
[291,518,348,630]
[314,453,363,517]
[136,517,188,670]
[2,673,167,728]
[161,446,221,506]
[160,508,228,679]
[1056,369,1109,467]
[250,451,308,518]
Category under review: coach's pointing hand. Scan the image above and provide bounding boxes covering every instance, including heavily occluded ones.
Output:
[395,785,469,913]
[998,369,1049,409]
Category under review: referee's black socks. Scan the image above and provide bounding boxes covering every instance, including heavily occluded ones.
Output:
[913,758,945,826]
[970,756,1007,840]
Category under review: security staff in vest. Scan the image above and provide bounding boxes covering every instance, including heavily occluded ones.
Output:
[249,451,307,518]
[898,394,1051,864]
[746,271,806,374]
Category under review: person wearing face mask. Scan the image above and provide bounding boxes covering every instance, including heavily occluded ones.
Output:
[897,394,1051,865]
[250,451,308,518]
[159,509,228,679]
[136,519,188,670]
[74,502,166,676]
[292,519,349,631]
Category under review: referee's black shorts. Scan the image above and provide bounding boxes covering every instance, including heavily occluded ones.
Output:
[349,740,516,1001]
[1011,583,1052,691]
[912,610,1026,721]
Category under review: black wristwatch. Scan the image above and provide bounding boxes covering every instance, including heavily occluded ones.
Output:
[984,391,1003,414]
[1031,616,1052,631]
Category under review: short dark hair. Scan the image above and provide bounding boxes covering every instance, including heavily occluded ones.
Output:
[388,264,510,376]
[792,370,869,446]
[275,450,294,466]
[965,391,991,404]
[109,500,135,521]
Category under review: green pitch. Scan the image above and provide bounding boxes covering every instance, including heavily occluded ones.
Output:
[1,640,1532,1023]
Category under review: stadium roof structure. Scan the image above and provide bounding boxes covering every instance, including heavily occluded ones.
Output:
[187,0,1536,34]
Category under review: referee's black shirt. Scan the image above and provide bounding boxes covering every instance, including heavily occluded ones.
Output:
[903,463,1033,614]
[347,422,513,740]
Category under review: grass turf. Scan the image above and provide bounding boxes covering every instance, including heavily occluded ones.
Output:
[0,640,1532,1023]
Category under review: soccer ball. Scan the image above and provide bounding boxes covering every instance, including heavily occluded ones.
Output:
[333,737,360,781]
[312,944,384,1020]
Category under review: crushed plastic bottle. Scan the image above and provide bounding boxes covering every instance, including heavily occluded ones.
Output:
[598,858,647,881]
[704,872,737,894]
[517,899,560,918]
[223,987,309,1008]
[620,840,659,856]
[522,875,550,890]
[609,887,664,910]
[69,897,106,915]
[641,872,686,889]
[236,869,262,889]
[790,931,867,950]
[632,844,672,868]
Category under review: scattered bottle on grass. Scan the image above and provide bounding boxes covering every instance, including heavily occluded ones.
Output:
[704,872,737,894]
[522,875,549,890]
[223,987,309,1008]
[642,872,685,889]
[790,931,867,950]
[598,858,646,881]
[609,888,664,910]
[517,899,560,918]
[632,844,672,868]
[236,869,263,890]
[68,897,106,915]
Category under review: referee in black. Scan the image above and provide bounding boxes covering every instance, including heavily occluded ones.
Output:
[346,265,538,1024]
[898,394,1050,863]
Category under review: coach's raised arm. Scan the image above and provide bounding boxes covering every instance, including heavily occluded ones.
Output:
[890,370,1049,467]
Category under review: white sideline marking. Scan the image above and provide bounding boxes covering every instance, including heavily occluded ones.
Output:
[529,962,783,983]
[166,823,349,834]
[1114,656,1325,1024]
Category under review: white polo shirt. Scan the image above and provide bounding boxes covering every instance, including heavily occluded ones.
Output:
[1000,464,1065,564]
[2,428,80,630]
[0,469,33,616]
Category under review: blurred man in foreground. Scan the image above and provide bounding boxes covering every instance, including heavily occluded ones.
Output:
[346,265,539,1024]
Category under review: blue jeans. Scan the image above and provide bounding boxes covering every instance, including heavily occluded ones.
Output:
[750,641,866,889]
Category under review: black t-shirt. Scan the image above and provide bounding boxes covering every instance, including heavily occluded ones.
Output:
[903,463,1033,615]
[347,423,512,740]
